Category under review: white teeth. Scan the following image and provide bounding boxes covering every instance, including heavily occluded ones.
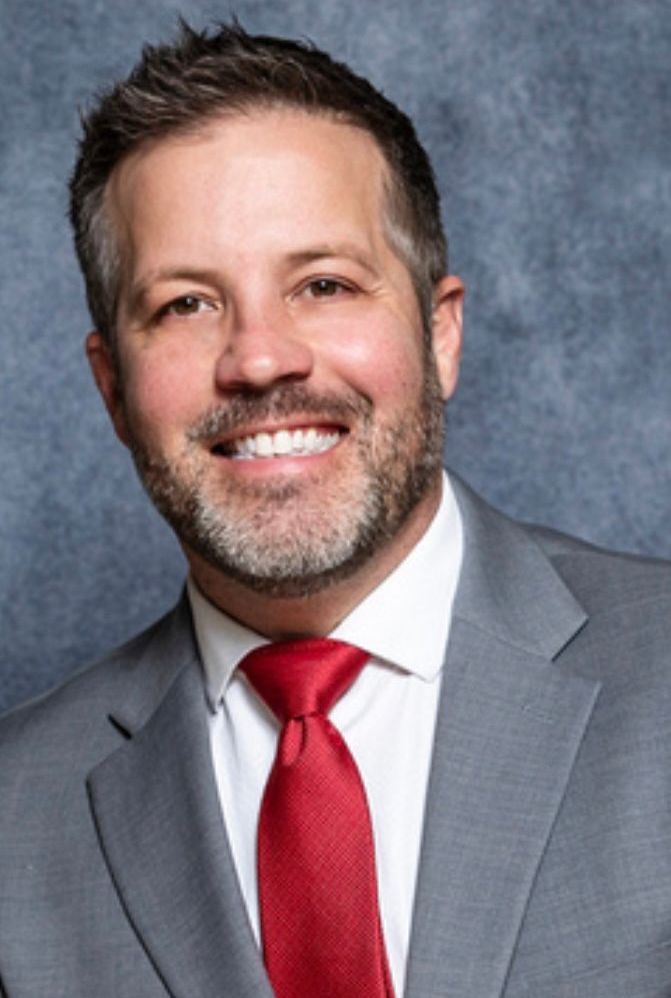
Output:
[304,428,317,451]
[273,430,292,455]
[292,429,304,452]
[229,427,341,459]
[256,432,273,457]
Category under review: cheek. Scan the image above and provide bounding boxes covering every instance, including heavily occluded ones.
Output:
[118,346,210,441]
[326,320,425,405]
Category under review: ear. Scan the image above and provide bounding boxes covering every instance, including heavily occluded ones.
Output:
[430,275,464,401]
[85,331,130,446]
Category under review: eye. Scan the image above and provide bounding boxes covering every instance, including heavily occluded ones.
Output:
[156,294,217,319]
[301,278,355,299]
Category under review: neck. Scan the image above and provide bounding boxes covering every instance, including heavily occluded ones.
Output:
[185,478,442,639]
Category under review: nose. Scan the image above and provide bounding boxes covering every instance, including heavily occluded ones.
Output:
[214,301,314,392]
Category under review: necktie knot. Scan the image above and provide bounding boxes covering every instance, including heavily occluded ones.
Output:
[239,637,368,722]
[239,636,395,997]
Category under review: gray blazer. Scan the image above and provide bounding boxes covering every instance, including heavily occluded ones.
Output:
[1,477,671,997]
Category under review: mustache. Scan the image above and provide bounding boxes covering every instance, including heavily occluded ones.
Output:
[186,385,371,442]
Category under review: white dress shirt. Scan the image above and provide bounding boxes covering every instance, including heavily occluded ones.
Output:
[187,471,463,996]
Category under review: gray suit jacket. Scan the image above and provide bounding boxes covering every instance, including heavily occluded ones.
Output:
[1,477,671,997]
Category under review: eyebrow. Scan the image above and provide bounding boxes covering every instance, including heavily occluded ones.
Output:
[284,243,379,276]
[127,268,222,316]
[126,243,379,315]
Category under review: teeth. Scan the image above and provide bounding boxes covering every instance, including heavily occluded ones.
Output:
[292,429,304,452]
[256,432,273,457]
[228,427,341,460]
[274,430,292,455]
[304,428,317,452]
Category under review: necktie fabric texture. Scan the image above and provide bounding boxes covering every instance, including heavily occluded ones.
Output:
[239,638,395,998]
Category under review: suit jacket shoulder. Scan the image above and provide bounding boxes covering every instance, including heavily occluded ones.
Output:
[0,596,196,769]
[414,477,671,998]
[0,594,271,998]
[523,518,671,688]
[528,517,670,606]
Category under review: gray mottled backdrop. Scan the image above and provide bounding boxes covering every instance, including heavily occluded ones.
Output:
[1,0,669,713]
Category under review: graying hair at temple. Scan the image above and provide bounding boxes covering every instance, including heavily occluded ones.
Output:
[68,20,448,344]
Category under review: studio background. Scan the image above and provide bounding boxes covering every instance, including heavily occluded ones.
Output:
[1,0,669,713]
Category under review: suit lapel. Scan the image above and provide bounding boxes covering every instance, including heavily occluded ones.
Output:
[87,602,272,998]
[404,478,601,998]
[85,480,602,998]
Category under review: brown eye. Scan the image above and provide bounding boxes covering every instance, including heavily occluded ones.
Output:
[310,279,339,297]
[156,294,217,321]
[304,278,353,299]
[167,295,203,315]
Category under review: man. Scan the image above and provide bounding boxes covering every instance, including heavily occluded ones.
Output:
[1,21,670,998]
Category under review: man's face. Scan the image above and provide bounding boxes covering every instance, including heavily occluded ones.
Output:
[88,110,462,597]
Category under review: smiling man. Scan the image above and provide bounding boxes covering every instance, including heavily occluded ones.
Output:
[1,22,671,998]
[88,110,460,635]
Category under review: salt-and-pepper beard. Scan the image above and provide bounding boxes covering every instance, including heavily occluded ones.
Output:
[125,358,446,598]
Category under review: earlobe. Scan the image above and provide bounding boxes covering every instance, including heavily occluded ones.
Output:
[431,275,464,401]
[85,331,130,446]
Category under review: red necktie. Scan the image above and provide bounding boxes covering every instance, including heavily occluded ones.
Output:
[239,638,395,998]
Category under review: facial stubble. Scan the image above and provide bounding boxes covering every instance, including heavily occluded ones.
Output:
[124,356,446,598]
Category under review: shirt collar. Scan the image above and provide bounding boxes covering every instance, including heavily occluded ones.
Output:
[188,470,463,709]
[331,471,462,680]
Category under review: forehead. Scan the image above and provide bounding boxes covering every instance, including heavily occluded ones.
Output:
[106,110,392,261]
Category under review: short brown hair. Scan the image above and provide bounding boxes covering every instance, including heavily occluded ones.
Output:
[69,20,447,341]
